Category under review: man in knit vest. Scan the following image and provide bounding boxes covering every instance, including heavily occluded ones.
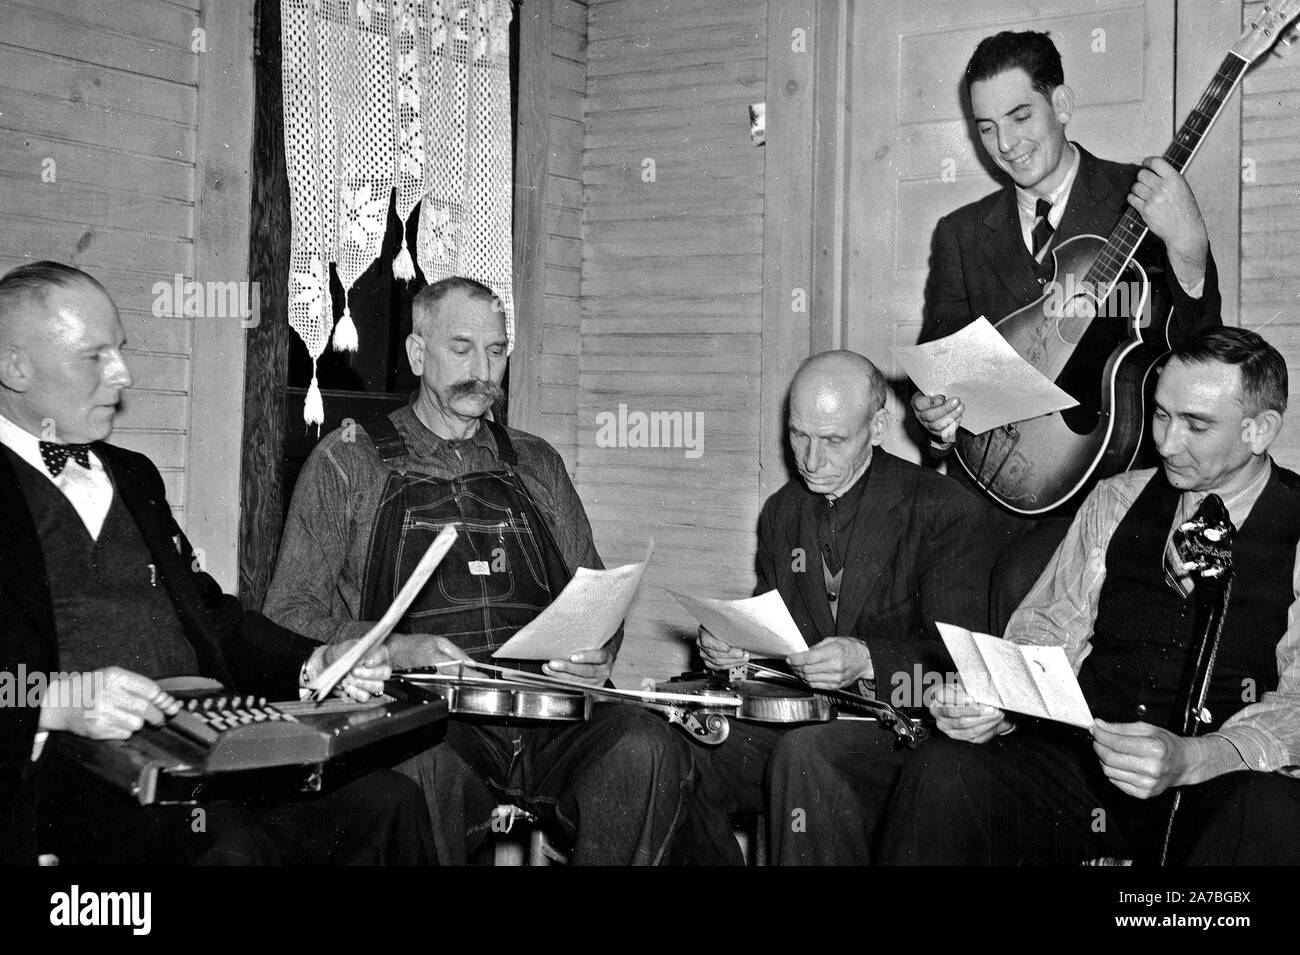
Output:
[881,327,1300,865]
[0,261,432,865]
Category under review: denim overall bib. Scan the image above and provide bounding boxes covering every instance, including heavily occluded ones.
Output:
[357,414,571,665]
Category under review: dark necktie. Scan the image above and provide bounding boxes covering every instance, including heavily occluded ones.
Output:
[1031,198,1055,257]
[39,441,93,476]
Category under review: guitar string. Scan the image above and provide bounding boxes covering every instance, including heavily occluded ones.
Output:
[1089,57,1245,289]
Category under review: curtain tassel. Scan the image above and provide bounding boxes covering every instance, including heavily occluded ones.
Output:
[332,304,359,352]
[303,371,325,430]
[393,235,417,282]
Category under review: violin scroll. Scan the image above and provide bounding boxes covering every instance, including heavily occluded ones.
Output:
[1172,493,1235,585]
[666,707,731,746]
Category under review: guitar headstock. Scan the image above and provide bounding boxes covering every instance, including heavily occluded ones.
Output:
[1233,1,1300,63]
[1173,493,1235,584]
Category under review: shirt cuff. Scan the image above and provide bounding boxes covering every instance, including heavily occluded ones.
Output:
[31,730,49,762]
[298,646,328,699]
[1209,725,1282,773]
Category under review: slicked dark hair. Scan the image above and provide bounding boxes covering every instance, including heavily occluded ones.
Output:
[0,261,109,339]
[1171,326,1289,417]
[411,275,504,336]
[965,30,1065,99]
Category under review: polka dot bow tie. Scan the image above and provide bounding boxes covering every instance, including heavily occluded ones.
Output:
[39,441,93,476]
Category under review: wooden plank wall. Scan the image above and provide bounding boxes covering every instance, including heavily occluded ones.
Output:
[536,0,587,473]
[580,0,769,682]
[1241,0,1300,470]
[0,0,201,517]
[511,0,588,475]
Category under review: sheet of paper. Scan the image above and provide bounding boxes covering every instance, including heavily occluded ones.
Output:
[890,317,1078,435]
[1019,643,1094,727]
[938,622,1093,729]
[975,635,1052,719]
[935,622,1001,706]
[670,588,808,658]
[310,523,458,699]
[492,541,653,660]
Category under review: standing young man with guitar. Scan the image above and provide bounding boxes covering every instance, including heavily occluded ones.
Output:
[911,31,1222,634]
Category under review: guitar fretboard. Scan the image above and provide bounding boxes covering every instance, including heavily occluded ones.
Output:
[1087,52,1251,294]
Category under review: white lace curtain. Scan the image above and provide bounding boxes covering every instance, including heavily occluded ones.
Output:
[281,0,515,425]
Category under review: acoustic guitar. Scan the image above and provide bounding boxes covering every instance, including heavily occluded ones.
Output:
[955,3,1300,515]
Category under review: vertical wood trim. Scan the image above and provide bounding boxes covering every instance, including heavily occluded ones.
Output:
[1177,0,1243,326]
[760,0,817,497]
[188,0,255,592]
[810,0,850,353]
[239,0,291,609]
[510,0,556,435]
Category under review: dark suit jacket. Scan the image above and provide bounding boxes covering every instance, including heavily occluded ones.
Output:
[755,450,987,690]
[0,443,316,865]
[923,144,1221,344]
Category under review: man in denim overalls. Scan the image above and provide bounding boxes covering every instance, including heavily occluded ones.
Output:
[265,277,697,864]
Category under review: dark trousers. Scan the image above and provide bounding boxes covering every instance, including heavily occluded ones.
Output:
[879,726,1300,865]
[40,763,433,865]
[677,719,917,865]
[397,703,696,865]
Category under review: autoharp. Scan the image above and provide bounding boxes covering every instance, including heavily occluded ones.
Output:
[52,678,447,805]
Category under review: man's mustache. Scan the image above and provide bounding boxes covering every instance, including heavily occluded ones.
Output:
[448,378,504,402]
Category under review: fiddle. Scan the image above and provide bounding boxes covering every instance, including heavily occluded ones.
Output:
[400,662,740,745]
[667,662,927,748]
[401,669,591,722]
[1155,493,1235,865]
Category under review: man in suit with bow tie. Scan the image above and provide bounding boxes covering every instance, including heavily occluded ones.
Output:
[0,261,432,865]
[678,350,987,864]
[911,30,1222,635]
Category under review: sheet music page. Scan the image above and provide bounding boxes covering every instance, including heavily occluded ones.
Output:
[938,623,1094,729]
[670,588,809,657]
[890,317,1078,435]
[492,542,653,660]
[309,523,458,698]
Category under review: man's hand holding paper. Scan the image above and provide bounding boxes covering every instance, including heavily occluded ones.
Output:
[787,637,872,690]
[894,317,1078,436]
[544,646,615,687]
[930,682,1013,744]
[675,589,808,662]
[490,543,653,688]
[937,622,1093,729]
[697,626,750,670]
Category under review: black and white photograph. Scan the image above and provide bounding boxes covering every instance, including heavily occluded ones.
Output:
[0,0,1296,934]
